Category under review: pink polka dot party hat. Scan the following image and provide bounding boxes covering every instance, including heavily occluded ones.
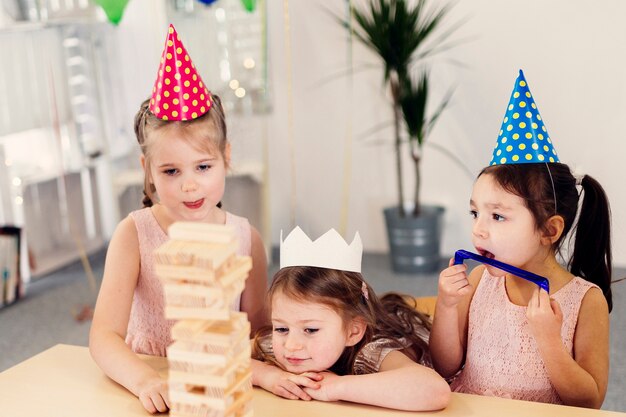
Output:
[149,24,212,121]
[489,69,559,165]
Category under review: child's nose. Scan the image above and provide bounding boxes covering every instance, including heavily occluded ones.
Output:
[284,334,303,351]
[181,179,197,192]
[472,218,488,239]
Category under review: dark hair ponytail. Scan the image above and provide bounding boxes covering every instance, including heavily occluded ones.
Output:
[569,175,612,311]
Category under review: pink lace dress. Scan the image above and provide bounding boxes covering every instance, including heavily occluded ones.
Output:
[125,208,251,356]
[450,269,598,404]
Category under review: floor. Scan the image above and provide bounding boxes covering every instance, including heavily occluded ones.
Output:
[0,250,624,412]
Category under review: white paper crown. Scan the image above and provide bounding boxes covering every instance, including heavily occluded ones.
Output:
[280,226,363,273]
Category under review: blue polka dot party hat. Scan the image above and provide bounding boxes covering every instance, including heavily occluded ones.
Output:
[490,69,559,165]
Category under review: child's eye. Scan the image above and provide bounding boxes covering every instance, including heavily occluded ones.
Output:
[304,328,319,334]
[273,327,288,334]
[469,210,478,219]
[163,168,178,176]
[492,213,505,221]
[197,163,211,172]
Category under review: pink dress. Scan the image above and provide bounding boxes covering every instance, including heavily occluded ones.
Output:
[125,208,252,356]
[450,269,598,404]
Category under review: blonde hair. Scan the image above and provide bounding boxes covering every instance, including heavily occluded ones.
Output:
[133,95,228,207]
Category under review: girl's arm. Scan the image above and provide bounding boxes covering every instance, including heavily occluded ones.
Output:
[527,287,609,409]
[240,226,268,335]
[429,263,483,378]
[251,359,323,401]
[304,351,450,411]
[89,217,169,414]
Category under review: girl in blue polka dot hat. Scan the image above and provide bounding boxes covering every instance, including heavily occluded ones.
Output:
[430,70,613,407]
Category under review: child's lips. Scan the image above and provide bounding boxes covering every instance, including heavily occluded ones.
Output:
[184,198,204,209]
[285,357,308,365]
[476,247,495,259]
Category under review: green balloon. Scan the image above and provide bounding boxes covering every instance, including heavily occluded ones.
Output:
[93,0,130,25]
[241,0,256,12]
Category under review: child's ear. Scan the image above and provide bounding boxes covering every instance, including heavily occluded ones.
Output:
[345,318,367,347]
[140,154,146,171]
[542,215,565,245]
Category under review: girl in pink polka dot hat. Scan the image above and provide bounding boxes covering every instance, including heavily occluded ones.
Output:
[430,69,613,407]
[89,24,268,414]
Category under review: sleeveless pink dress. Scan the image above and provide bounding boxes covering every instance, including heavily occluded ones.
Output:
[125,208,251,356]
[450,270,598,404]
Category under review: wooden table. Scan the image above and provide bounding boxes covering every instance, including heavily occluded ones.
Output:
[0,344,623,417]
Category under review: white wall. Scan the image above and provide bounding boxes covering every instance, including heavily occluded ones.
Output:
[116,0,626,266]
[261,0,626,267]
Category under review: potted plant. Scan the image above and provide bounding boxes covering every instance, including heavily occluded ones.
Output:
[347,0,459,273]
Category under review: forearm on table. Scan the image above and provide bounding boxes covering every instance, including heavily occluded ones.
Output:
[331,366,450,411]
[89,331,161,397]
[251,358,279,389]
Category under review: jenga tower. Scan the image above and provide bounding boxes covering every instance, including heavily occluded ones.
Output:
[155,222,254,417]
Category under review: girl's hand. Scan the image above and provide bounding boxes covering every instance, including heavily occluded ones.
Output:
[137,375,169,414]
[526,286,564,346]
[302,371,340,402]
[437,259,471,308]
[264,368,323,400]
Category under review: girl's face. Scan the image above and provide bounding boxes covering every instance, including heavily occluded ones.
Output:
[145,130,229,223]
[470,173,546,276]
[270,291,364,373]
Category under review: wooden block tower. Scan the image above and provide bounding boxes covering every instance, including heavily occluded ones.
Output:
[155,222,253,417]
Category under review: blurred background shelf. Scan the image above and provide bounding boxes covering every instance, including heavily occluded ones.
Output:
[0,0,270,287]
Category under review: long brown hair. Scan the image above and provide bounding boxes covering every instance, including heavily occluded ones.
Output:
[480,163,613,311]
[252,266,431,375]
[132,95,227,208]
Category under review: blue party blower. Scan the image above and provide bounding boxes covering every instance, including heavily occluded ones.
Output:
[453,249,550,293]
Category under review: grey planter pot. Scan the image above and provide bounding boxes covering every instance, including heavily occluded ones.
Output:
[383,205,445,274]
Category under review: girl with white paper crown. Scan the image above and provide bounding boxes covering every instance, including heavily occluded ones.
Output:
[89,25,268,414]
[430,70,612,408]
[251,227,451,411]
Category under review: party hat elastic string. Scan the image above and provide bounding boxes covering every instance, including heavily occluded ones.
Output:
[545,162,557,215]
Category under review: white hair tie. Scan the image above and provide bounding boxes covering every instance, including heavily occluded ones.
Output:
[571,165,585,187]
[575,174,584,186]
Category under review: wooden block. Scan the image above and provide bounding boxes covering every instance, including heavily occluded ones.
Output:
[174,330,250,356]
[169,222,236,244]
[167,337,251,374]
[169,359,252,396]
[216,257,252,287]
[156,264,219,284]
[170,319,211,340]
[163,279,245,318]
[169,362,251,393]
[154,239,238,271]
[165,306,230,321]
[169,382,253,417]
[157,255,249,287]
[164,283,227,308]
[160,267,248,291]
[172,313,250,346]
